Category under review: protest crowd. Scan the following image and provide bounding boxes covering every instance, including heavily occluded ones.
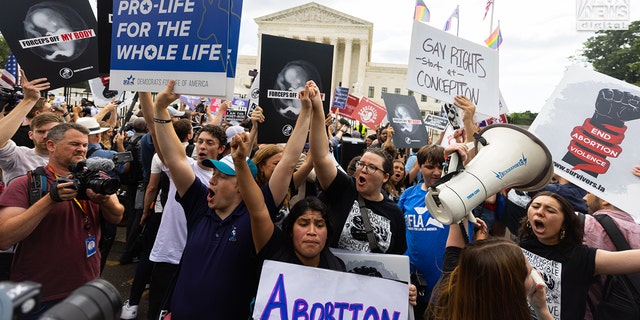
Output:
[2,2,640,320]
[1,68,640,320]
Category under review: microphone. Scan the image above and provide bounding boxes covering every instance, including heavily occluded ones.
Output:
[83,157,116,172]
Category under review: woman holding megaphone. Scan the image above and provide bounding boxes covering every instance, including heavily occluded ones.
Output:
[427,217,553,320]
[519,191,640,320]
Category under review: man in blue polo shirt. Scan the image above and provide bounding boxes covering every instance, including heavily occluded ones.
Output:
[152,81,274,319]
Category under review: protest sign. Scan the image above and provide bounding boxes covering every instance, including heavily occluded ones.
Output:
[529,65,640,220]
[332,86,350,109]
[258,35,333,143]
[424,114,449,131]
[88,77,129,106]
[97,0,113,74]
[253,260,409,320]
[0,0,100,89]
[110,0,242,95]
[331,249,414,320]
[224,97,249,123]
[332,94,360,120]
[406,21,499,117]
[352,97,387,129]
[382,93,429,148]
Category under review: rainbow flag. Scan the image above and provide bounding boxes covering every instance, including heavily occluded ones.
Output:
[443,6,459,31]
[484,25,503,49]
[414,0,430,22]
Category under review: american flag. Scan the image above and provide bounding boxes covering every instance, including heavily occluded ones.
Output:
[0,53,18,89]
[483,0,493,20]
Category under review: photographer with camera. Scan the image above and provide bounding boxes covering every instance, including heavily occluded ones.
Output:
[0,122,123,319]
[75,117,129,275]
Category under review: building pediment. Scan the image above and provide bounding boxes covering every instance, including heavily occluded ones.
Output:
[255,2,372,26]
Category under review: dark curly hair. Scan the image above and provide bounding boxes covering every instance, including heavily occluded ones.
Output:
[518,191,584,246]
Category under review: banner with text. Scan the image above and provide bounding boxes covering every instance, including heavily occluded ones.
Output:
[0,0,100,89]
[253,260,409,320]
[332,86,350,109]
[529,65,640,221]
[406,21,499,117]
[331,94,360,120]
[424,114,449,131]
[110,0,242,95]
[352,97,387,129]
[382,93,429,148]
[258,35,333,143]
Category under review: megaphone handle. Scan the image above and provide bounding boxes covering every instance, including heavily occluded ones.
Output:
[457,222,469,245]
[466,211,477,223]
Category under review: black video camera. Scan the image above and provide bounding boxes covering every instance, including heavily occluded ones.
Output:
[0,85,24,114]
[0,279,122,319]
[56,160,120,200]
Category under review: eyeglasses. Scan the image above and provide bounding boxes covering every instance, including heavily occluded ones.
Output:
[355,161,384,174]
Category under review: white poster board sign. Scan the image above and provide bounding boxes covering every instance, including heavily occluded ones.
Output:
[529,65,640,221]
[253,260,409,320]
[406,21,500,117]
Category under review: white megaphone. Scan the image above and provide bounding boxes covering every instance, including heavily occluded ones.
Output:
[425,124,553,225]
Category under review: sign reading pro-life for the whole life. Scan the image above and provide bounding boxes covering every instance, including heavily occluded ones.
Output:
[110,0,239,95]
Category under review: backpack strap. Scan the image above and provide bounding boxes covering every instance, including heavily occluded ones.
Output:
[357,195,382,253]
[592,214,640,294]
[28,166,48,205]
[594,214,631,251]
[86,146,100,158]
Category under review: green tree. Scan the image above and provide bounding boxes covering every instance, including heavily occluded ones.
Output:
[508,111,538,125]
[581,20,640,86]
[0,35,11,66]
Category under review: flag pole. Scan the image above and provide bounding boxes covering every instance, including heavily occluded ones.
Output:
[496,20,501,52]
[456,5,460,37]
[489,0,496,34]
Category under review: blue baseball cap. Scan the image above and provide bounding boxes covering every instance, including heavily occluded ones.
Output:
[202,154,257,178]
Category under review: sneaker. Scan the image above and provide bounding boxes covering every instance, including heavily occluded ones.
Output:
[120,300,138,319]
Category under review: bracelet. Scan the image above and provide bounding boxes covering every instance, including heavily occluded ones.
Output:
[153,118,172,123]
[62,112,69,117]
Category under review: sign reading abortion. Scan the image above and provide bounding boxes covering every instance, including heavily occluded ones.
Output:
[529,65,640,221]
[406,21,499,117]
[110,0,242,95]
[253,260,409,320]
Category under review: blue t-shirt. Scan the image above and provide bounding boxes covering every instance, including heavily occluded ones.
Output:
[170,179,277,319]
[398,184,449,299]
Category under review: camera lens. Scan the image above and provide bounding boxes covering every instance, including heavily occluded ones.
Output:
[87,177,120,195]
[39,279,121,320]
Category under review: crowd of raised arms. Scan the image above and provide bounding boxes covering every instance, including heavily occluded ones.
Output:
[1,73,640,320]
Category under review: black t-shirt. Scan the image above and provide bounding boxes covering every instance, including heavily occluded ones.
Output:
[520,237,597,320]
[11,125,33,148]
[319,170,407,254]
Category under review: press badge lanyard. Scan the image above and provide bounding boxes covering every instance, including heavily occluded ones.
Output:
[46,166,96,258]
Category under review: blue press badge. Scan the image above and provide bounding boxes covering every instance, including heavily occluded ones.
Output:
[86,236,97,258]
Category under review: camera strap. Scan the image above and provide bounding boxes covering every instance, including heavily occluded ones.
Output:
[27,167,48,206]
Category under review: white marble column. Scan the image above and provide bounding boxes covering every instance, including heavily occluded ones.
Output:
[342,38,353,89]
[331,38,339,89]
[356,39,368,95]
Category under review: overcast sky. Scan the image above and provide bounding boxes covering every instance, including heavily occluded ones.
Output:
[236,0,639,113]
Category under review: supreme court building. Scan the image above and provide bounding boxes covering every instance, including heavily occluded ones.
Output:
[233,2,441,120]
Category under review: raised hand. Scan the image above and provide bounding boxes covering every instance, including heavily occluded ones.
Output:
[250,106,265,124]
[230,132,251,162]
[155,80,180,111]
[299,84,312,112]
[454,95,476,122]
[20,69,50,101]
[594,88,640,126]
